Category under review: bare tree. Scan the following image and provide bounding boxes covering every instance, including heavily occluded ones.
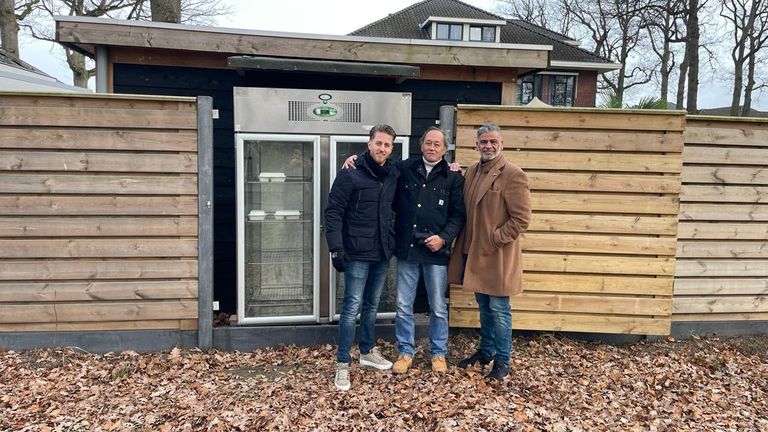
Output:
[123,0,230,25]
[150,0,179,22]
[721,0,768,116]
[495,0,574,35]
[562,0,656,105]
[0,0,37,59]
[644,0,688,104]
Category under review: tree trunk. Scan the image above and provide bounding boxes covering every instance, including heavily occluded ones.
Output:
[151,0,181,23]
[0,0,20,58]
[660,35,670,103]
[685,0,699,114]
[676,52,688,109]
[65,49,90,88]
[731,58,745,116]
[743,42,757,117]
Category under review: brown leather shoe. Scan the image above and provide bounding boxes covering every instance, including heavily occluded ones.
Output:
[432,355,447,373]
[392,355,413,374]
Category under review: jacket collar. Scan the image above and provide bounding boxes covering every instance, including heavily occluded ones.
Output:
[470,154,507,207]
[410,156,448,179]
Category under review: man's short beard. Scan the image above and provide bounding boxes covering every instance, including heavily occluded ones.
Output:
[480,148,502,161]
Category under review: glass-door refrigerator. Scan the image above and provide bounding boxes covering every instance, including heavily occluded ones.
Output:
[234,87,412,325]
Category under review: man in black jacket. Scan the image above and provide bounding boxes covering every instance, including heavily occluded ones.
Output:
[343,127,465,374]
[325,124,400,391]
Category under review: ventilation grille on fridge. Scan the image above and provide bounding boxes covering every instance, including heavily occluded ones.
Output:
[288,101,362,123]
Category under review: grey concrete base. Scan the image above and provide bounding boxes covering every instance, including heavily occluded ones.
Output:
[0,330,198,353]
[213,321,430,352]
[671,320,768,339]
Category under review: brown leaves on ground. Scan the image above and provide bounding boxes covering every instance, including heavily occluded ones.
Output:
[1,334,767,431]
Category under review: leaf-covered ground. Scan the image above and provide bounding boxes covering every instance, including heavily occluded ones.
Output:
[1,334,766,431]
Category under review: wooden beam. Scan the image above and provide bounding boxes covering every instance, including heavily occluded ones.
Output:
[228,55,420,78]
[0,196,198,216]
[0,259,198,280]
[56,20,550,69]
[0,128,197,152]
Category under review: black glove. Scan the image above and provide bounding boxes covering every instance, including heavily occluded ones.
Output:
[331,250,346,272]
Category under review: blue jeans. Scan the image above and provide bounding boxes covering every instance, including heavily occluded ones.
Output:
[395,259,449,356]
[475,293,512,369]
[336,260,389,364]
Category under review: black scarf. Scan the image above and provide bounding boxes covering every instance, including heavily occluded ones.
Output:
[364,151,391,180]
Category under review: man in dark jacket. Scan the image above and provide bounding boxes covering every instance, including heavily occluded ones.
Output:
[325,124,400,391]
[343,127,465,374]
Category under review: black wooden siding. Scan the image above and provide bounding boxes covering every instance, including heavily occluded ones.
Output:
[114,63,501,313]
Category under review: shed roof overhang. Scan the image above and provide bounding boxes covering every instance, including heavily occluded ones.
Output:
[227,55,421,78]
[54,16,551,69]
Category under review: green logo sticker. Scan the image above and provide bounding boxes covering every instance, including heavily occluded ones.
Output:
[313,106,338,117]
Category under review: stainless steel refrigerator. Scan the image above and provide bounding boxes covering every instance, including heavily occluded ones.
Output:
[234,87,412,324]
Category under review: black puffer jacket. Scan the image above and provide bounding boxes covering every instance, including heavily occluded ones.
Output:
[325,152,400,261]
[393,157,465,265]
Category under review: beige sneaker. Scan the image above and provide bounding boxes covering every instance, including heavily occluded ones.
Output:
[392,355,413,374]
[432,356,447,373]
[335,362,351,391]
[359,347,393,370]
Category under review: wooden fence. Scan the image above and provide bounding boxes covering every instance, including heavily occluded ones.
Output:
[0,92,202,332]
[450,106,685,335]
[674,116,768,323]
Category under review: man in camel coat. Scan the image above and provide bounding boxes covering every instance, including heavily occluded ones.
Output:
[448,123,531,381]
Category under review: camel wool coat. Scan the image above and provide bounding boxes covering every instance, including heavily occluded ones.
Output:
[448,155,531,297]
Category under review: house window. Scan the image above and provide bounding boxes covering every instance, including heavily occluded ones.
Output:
[518,74,542,104]
[469,26,496,42]
[549,75,576,107]
[436,23,462,40]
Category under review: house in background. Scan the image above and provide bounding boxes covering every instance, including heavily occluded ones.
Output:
[351,0,619,107]
[0,49,88,93]
[52,0,619,327]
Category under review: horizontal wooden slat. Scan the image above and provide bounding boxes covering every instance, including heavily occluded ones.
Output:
[683,145,768,165]
[679,203,768,221]
[681,185,768,203]
[0,304,56,323]
[524,253,676,276]
[675,259,768,277]
[0,239,198,258]
[518,273,673,295]
[676,240,768,258]
[672,312,768,322]
[0,216,197,237]
[455,126,684,152]
[0,95,195,110]
[684,125,768,147]
[0,106,197,129]
[449,308,670,335]
[56,319,197,331]
[0,173,197,195]
[0,196,198,216]
[54,299,197,322]
[523,233,677,255]
[0,323,57,331]
[673,296,768,314]
[0,150,197,173]
[457,109,686,132]
[681,166,768,185]
[533,192,680,214]
[0,259,198,280]
[0,280,198,302]
[674,278,768,295]
[451,290,671,316]
[527,172,681,193]
[0,128,198,151]
[529,213,678,236]
[677,222,768,239]
[456,149,683,173]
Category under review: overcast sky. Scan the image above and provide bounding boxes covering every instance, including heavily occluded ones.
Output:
[16,0,760,110]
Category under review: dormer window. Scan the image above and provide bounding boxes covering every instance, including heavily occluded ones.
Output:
[436,23,463,41]
[422,16,505,43]
[469,26,496,42]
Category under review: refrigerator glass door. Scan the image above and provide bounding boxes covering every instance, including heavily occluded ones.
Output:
[237,134,320,324]
[328,136,409,321]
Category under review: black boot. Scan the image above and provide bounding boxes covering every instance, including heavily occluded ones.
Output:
[485,362,508,381]
[457,351,492,369]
